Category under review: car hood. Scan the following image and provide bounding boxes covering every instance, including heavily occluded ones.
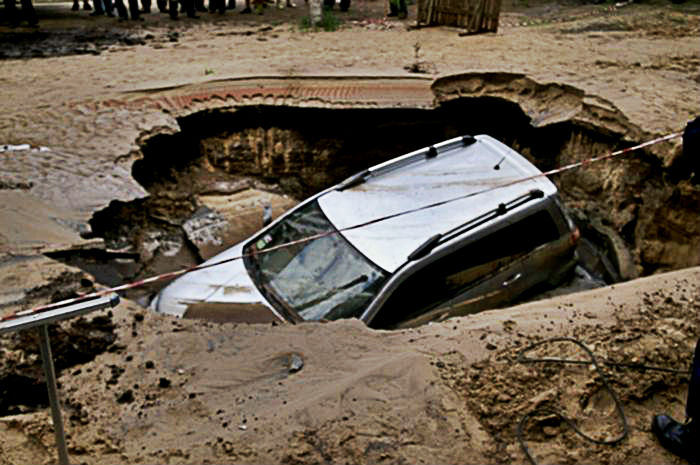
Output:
[152,242,287,324]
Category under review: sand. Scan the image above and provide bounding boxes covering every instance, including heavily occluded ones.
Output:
[0,0,698,463]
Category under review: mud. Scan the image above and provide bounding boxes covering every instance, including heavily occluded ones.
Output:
[0,28,157,59]
[0,1,698,463]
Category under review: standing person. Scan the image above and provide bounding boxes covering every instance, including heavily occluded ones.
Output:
[182,0,199,17]
[71,0,92,10]
[171,0,198,18]
[4,0,38,26]
[652,337,699,464]
[209,0,225,14]
[684,116,700,182]
[651,119,699,464]
[90,0,115,16]
[114,0,141,20]
[387,0,406,18]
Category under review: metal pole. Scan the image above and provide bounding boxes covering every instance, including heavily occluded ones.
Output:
[1,294,118,465]
[38,323,70,465]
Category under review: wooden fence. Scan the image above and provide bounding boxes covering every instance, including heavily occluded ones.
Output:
[416,0,502,33]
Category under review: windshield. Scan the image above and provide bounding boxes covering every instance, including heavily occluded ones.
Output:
[243,200,388,322]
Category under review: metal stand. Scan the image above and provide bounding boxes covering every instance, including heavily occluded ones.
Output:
[38,324,70,465]
[0,293,120,465]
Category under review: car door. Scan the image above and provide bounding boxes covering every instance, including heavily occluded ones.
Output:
[388,251,528,329]
[369,208,565,330]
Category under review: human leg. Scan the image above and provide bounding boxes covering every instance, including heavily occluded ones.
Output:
[686,337,699,420]
[113,0,128,19]
[651,337,699,464]
[168,0,178,17]
[127,0,141,18]
[90,0,105,14]
[20,0,38,24]
[4,0,21,26]
[103,0,114,15]
[181,0,198,17]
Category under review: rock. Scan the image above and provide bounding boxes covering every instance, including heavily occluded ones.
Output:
[289,353,304,373]
[116,389,134,404]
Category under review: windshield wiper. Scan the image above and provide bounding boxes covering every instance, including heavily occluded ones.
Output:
[295,275,369,314]
[261,283,304,324]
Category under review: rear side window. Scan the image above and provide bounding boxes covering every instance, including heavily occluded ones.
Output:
[370,210,560,328]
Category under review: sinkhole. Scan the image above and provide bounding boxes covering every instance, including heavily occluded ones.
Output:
[47,96,700,313]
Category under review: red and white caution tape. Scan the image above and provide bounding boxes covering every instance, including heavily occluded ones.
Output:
[1,131,682,323]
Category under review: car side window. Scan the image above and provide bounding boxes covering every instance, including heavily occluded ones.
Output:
[370,210,560,329]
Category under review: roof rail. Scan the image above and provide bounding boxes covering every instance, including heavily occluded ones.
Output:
[407,189,544,261]
[336,135,477,191]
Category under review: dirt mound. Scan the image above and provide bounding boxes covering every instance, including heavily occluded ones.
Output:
[0,267,696,465]
[438,284,697,464]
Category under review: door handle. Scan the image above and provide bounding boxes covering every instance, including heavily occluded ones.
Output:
[502,272,522,287]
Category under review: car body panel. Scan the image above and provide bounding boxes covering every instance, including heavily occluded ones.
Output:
[152,242,285,321]
[319,135,557,273]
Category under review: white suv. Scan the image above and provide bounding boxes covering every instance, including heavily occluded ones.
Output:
[152,135,579,329]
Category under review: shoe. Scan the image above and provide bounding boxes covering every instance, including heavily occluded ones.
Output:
[71,1,80,10]
[83,1,92,10]
[89,9,104,15]
[651,415,698,464]
[240,6,251,12]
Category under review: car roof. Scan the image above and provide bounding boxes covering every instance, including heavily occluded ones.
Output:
[317,134,559,273]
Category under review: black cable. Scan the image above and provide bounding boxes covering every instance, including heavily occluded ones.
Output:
[515,337,631,465]
[520,355,688,375]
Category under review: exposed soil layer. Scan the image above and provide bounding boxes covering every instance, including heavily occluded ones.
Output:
[439,283,698,464]
[80,98,698,301]
[2,268,697,465]
[0,258,120,417]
